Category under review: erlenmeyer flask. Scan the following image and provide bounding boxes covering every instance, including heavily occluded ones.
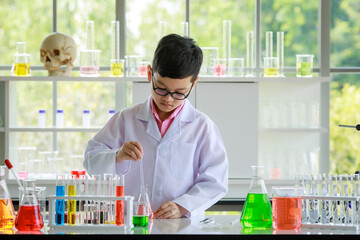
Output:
[0,166,16,229]
[11,42,31,76]
[134,185,152,227]
[241,166,272,228]
[15,179,44,231]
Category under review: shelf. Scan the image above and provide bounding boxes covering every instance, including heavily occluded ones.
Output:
[0,76,329,83]
[8,127,102,132]
[259,127,328,133]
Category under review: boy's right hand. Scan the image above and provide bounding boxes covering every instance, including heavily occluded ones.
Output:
[116,141,144,162]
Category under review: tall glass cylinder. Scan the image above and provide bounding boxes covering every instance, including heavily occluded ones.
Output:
[181,22,189,37]
[277,32,284,77]
[111,21,120,60]
[86,20,95,49]
[158,21,167,40]
[265,31,273,58]
[246,31,254,77]
[222,20,231,70]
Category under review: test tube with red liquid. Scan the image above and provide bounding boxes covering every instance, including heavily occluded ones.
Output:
[115,175,125,226]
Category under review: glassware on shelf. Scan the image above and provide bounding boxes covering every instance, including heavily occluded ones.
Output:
[82,110,91,127]
[158,21,167,40]
[138,61,149,77]
[272,186,303,230]
[15,179,44,231]
[222,20,231,70]
[213,58,227,77]
[115,175,125,226]
[240,166,272,228]
[263,57,279,77]
[180,21,189,37]
[276,32,284,77]
[265,31,273,58]
[200,47,219,76]
[110,59,125,77]
[228,58,244,77]
[80,20,101,77]
[38,110,46,128]
[296,54,314,77]
[11,42,31,76]
[110,20,125,77]
[0,166,16,229]
[125,55,141,77]
[246,31,255,77]
[56,109,64,128]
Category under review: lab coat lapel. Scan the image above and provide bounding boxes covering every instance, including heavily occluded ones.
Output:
[161,99,195,142]
[136,97,162,142]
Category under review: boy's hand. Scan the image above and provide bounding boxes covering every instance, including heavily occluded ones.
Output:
[154,201,188,219]
[116,141,143,162]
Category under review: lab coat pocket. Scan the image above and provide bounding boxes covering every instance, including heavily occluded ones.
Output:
[170,142,196,180]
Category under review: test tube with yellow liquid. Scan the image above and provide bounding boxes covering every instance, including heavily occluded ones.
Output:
[110,21,125,77]
[11,42,31,76]
[67,175,77,225]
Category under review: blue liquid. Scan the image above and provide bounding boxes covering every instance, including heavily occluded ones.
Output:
[55,186,65,225]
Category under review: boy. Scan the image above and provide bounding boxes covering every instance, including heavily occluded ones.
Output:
[84,34,228,218]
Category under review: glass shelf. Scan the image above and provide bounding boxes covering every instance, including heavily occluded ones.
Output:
[259,127,328,133]
[9,127,102,132]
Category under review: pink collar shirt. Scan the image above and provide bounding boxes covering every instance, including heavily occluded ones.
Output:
[150,98,185,137]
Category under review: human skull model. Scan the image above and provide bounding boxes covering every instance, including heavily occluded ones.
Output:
[40,32,77,76]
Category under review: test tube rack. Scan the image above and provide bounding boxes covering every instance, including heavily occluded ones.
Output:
[48,195,134,231]
[301,195,360,232]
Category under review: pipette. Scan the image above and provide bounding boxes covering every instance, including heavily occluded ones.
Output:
[4,159,23,188]
[339,124,360,131]
[139,159,145,192]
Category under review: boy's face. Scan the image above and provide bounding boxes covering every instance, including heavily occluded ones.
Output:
[150,71,195,119]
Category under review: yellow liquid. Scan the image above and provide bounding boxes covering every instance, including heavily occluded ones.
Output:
[13,63,30,76]
[264,68,279,77]
[67,185,76,225]
[111,62,124,76]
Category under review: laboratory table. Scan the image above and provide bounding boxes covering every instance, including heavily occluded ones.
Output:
[2,215,359,238]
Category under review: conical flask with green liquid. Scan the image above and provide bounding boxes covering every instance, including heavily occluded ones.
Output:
[241,166,272,228]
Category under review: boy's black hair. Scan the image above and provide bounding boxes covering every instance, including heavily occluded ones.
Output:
[152,34,203,82]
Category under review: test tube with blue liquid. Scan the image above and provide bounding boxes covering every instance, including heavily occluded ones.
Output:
[55,174,65,225]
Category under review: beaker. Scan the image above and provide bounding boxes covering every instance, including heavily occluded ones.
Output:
[272,186,303,230]
[79,49,101,77]
[240,166,272,228]
[263,57,279,77]
[228,58,244,77]
[296,54,314,77]
[15,179,44,231]
[200,47,219,76]
[11,42,31,76]
[125,55,141,77]
[110,59,125,77]
[0,166,16,229]
[213,58,227,77]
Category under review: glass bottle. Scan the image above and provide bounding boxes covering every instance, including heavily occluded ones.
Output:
[15,179,44,231]
[0,166,16,229]
[240,166,272,228]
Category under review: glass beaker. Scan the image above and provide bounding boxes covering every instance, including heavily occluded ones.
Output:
[15,179,44,231]
[11,42,31,76]
[228,58,244,77]
[0,166,16,229]
[125,55,141,77]
[80,49,101,77]
[110,59,125,77]
[213,58,227,77]
[272,186,303,230]
[240,166,272,228]
[200,47,219,76]
[263,57,279,77]
[296,54,314,77]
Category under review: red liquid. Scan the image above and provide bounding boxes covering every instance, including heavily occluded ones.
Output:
[15,205,44,231]
[272,197,302,230]
[115,186,124,226]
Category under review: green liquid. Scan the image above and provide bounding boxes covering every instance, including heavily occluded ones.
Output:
[133,215,149,227]
[240,193,272,228]
[296,62,312,77]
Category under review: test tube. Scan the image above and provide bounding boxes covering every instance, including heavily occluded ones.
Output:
[222,20,231,70]
[90,175,101,224]
[276,32,284,77]
[77,175,87,224]
[181,22,189,37]
[265,31,273,58]
[246,31,254,77]
[67,175,77,225]
[55,175,65,225]
[86,21,95,50]
[158,21,167,40]
[114,175,125,226]
[103,174,114,224]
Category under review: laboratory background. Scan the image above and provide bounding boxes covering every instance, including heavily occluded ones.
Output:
[1,0,360,236]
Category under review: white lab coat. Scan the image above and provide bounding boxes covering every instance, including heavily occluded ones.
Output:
[84,96,228,217]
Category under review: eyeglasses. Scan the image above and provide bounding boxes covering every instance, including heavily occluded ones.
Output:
[151,73,194,100]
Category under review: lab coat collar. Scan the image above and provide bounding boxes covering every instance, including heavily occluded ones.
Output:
[136,96,195,142]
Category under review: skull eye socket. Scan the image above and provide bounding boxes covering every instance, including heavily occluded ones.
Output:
[53,49,60,56]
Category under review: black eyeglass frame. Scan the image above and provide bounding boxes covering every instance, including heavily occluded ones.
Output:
[151,72,194,100]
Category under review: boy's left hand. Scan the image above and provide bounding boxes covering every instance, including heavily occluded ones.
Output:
[154,201,188,219]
